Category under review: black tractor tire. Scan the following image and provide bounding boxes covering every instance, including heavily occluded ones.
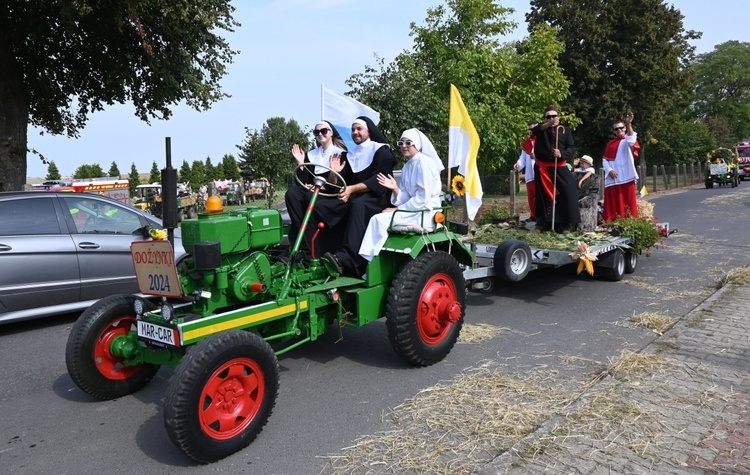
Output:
[164,330,279,463]
[625,250,637,274]
[385,251,465,367]
[493,239,532,282]
[705,179,713,189]
[599,248,626,282]
[65,294,160,400]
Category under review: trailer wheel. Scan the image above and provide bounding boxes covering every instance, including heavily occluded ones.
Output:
[624,250,637,274]
[187,206,197,219]
[705,179,713,189]
[386,251,465,367]
[599,248,626,282]
[65,294,160,400]
[164,331,279,463]
[493,239,532,282]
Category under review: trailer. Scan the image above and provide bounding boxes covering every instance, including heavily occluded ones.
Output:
[463,235,637,292]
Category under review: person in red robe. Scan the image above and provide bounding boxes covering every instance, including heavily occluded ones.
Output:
[513,122,538,222]
[602,111,641,221]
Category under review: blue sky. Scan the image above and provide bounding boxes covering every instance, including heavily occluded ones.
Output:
[25,0,746,180]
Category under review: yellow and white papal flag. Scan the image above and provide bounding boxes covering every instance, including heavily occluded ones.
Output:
[448,84,483,220]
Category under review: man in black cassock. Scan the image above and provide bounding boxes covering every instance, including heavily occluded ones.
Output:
[531,104,580,233]
[322,116,396,277]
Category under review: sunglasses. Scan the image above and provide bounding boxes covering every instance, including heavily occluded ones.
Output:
[397,140,415,147]
[545,114,558,119]
[613,126,625,131]
[312,128,330,136]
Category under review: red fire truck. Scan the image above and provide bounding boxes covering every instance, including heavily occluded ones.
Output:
[33,178,130,204]
[735,141,750,182]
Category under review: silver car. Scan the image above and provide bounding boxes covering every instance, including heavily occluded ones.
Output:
[0,191,186,325]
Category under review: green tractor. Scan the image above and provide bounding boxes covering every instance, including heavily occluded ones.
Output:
[65,164,473,463]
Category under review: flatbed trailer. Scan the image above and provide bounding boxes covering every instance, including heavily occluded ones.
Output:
[462,235,636,289]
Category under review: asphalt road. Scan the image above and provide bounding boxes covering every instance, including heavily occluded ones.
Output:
[2,183,749,474]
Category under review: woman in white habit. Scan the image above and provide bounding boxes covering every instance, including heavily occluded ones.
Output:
[358,128,444,262]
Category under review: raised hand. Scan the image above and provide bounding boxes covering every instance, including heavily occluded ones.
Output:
[330,153,345,173]
[376,173,397,191]
[291,144,304,165]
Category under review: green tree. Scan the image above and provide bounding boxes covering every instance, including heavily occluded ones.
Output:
[221,154,241,181]
[45,161,61,180]
[526,0,700,160]
[191,160,206,190]
[237,117,308,206]
[128,162,141,196]
[691,41,750,142]
[204,156,216,182]
[347,0,570,173]
[108,161,121,178]
[214,162,225,180]
[149,161,160,184]
[0,1,237,191]
[647,115,715,165]
[179,160,192,186]
[73,163,104,179]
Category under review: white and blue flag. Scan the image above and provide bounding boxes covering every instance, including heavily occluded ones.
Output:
[322,86,380,150]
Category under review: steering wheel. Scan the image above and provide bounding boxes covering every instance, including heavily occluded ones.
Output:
[294,163,347,198]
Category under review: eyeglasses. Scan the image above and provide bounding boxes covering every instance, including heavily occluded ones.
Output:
[545,114,558,119]
[397,140,415,147]
[312,128,330,136]
[613,126,625,131]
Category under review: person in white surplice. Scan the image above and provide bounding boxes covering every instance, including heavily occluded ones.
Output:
[358,128,444,262]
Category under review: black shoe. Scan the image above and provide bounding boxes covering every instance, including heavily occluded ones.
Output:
[524,217,536,223]
[322,252,344,274]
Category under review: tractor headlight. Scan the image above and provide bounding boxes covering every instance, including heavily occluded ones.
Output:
[161,302,174,322]
[133,298,145,317]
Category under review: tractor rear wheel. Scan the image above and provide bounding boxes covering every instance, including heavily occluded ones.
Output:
[65,294,160,400]
[164,330,279,463]
[385,251,465,367]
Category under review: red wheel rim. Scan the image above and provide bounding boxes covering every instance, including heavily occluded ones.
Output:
[199,358,265,440]
[417,272,461,345]
[94,315,140,380]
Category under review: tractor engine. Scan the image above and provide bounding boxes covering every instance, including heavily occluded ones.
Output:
[179,207,283,309]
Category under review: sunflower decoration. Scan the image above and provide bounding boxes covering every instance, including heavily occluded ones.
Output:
[570,240,597,276]
[149,227,168,240]
[451,174,467,197]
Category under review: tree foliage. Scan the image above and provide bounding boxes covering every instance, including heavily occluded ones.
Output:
[346,0,570,174]
[108,161,120,178]
[128,162,140,196]
[73,163,104,179]
[191,160,206,190]
[179,160,192,186]
[45,161,61,180]
[526,0,700,160]
[0,1,238,191]
[221,154,241,181]
[149,161,160,184]
[691,41,750,142]
[237,117,308,204]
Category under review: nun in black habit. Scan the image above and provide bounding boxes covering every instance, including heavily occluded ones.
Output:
[323,116,397,277]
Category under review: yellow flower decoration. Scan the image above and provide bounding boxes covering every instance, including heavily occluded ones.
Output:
[451,174,466,197]
[149,227,168,240]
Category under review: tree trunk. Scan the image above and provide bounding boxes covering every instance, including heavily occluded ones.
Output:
[0,32,29,191]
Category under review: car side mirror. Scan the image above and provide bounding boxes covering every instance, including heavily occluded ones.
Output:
[138,225,150,237]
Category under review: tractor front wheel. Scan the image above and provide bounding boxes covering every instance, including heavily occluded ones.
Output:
[65,294,159,400]
[386,251,465,367]
[164,331,279,463]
